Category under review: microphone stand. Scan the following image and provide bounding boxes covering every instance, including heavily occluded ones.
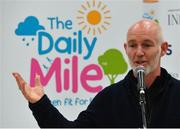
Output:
[137,71,147,129]
[139,88,147,129]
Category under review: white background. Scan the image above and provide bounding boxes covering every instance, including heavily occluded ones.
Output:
[1,0,180,128]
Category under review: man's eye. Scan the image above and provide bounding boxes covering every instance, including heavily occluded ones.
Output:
[129,44,136,48]
[143,44,152,47]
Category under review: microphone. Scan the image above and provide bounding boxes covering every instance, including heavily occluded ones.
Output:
[134,65,146,92]
[134,66,147,128]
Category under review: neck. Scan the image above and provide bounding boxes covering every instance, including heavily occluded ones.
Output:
[145,67,161,88]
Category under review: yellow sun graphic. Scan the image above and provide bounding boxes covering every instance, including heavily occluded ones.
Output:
[77,0,111,35]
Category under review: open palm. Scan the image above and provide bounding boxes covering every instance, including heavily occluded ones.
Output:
[12,73,44,103]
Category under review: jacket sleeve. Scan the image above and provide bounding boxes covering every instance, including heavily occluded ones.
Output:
[29,94,77,127]
[29,87,110,128]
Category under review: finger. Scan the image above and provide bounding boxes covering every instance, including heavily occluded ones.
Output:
[20,81,26,92]
[20,82,31,100]
[35,74,41,86]
[12,73,23,88]
[21,82,28,96]
[12,72,26,90]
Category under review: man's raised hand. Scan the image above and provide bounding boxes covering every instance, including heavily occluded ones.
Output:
[12,73,45,103]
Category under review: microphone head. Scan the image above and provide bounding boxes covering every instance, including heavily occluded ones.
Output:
[134,65,146,77]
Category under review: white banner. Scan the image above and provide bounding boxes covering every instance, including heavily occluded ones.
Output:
[1,0,180,128]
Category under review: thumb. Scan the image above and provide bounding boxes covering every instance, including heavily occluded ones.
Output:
[35,74,41,86]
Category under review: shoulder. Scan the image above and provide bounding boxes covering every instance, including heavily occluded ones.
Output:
[88,79,127,108]
[161,67,180,90]
[165,75,180,99]
[169,76,180,89]
[93,79,128,101]
[165,75,180,109]
[101,80,126,93]
[89,71,133,105]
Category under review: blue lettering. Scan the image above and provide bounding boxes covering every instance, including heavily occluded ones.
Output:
[55,37,71,54]
[37,30,97,59]
[38,31,53,55]
[47,17,73,30]
[167,44,172,55]
[83,37,97,60]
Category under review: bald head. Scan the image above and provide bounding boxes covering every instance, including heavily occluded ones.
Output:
[127,19,164,44]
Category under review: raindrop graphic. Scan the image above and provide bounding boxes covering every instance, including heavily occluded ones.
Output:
[21,37,35,46]
[22,37,25,42]
[32,37,35,41]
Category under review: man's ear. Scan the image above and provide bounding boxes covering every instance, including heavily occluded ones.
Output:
[124,43,127,53]
[161,41,168,57]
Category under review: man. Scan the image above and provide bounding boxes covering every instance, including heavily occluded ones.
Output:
[13,19,180,127]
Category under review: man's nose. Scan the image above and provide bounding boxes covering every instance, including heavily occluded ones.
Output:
[136,47,144,56]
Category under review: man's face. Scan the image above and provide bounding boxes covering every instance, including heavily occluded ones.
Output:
[124,33,162,75]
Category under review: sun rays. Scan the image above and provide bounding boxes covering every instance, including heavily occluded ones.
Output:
[77,0,111,35]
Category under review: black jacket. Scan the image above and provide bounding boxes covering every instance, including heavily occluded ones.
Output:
[29,68,180,128]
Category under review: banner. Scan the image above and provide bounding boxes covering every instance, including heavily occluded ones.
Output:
[1,0,180,127]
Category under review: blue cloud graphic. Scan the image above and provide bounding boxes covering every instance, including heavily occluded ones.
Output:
[15,16,45,36]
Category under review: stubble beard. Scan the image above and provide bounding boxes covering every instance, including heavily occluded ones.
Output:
[129,53,160,76]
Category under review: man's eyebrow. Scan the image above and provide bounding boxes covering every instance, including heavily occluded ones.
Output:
[143,39,153,43]
[127,40,136,43]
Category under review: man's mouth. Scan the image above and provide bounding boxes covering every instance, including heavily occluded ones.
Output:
[134,61,147,66]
